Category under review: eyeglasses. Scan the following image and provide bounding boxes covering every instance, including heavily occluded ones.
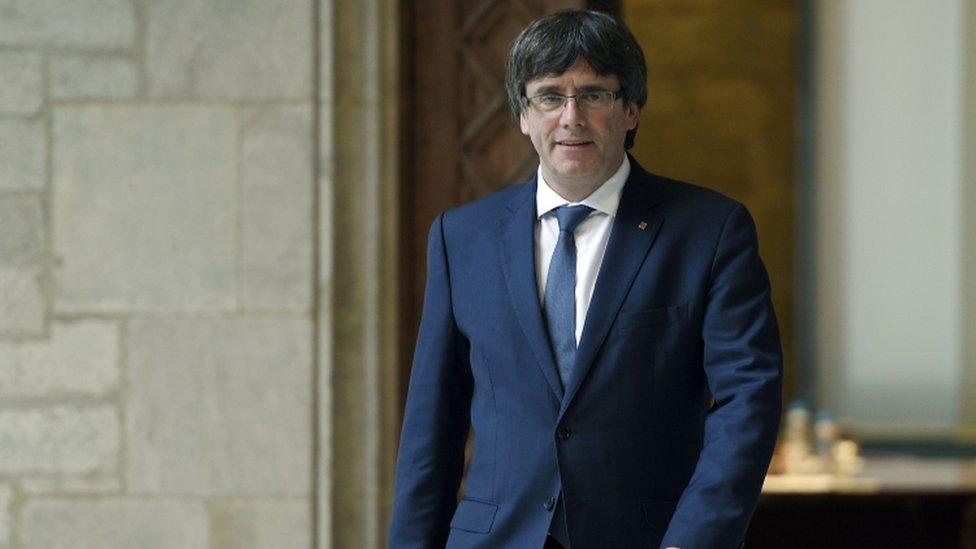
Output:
[525,90,621,114]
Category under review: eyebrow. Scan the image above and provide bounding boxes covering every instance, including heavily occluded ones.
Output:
[528,84,613,95]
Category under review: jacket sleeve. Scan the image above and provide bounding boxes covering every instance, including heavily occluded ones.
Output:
[660,203,783,549]
[388,213,473,548]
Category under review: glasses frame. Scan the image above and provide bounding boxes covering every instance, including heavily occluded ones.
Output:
[524,89,622,115]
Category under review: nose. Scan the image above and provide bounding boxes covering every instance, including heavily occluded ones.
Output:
[559,97,584,127]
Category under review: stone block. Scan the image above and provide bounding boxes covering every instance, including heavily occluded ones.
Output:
[0,483,10,546]
[126,316,311,495]
[0,51,42,114]
[19,475,121,495]
[0,320,119,397]
[0,406,117,474]
[52,105,237,313]
[0,0,135,48]
[49,55,139,100]
[0,194,43,267]
[0,117,45,191]
[211,498,311,549]
[147,0,312,99]
[0,268,44,336]
[241,105,313,311]
[20,498,208,549]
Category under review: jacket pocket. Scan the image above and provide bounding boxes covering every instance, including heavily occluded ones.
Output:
[619,303,688,329]
[449,498,498,534]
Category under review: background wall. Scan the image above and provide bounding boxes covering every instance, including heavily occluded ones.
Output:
[621,0,976,440]
[965,0,976,432]
[622,0,799,400]
[1,0,974,546]
[0,0,316,546]
[813,0,973,437]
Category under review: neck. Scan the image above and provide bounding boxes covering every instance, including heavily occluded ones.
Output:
[545,180,603,203]
[541,155,627,203]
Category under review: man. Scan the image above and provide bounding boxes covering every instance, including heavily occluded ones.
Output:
[389,10,782,549]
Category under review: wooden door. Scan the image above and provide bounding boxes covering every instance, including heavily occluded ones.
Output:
[400,0,594,403]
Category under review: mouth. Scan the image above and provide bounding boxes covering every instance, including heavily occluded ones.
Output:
[555,139,593,148]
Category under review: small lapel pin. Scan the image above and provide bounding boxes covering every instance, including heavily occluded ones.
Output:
[638,221,648,230]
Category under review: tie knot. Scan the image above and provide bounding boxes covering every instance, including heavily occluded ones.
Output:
[552,205,593,234]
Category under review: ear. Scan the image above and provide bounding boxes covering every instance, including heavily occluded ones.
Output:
[624,102,640,131]
[519,112,530,136]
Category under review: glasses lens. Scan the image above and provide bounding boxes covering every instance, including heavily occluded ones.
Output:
[580,92,607,110]
[581,91,614,111]
[532,94,564,112]
[528,91,616,113]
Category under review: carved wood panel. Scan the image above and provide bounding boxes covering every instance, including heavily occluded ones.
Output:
[402,0,588,402]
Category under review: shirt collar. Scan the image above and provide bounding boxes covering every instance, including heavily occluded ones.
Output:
[535,156,630,220]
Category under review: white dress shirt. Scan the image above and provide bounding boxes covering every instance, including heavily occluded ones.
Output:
[535,156,630,344]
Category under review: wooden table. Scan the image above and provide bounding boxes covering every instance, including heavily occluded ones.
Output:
[745,457,976,548]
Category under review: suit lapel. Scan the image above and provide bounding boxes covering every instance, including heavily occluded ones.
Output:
[499,178,564,401]
[559,163,665,416]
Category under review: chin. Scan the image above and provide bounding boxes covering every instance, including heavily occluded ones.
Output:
[553,161,597,179]
[563,173,598,184]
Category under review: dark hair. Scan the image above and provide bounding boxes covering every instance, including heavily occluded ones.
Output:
[505,10,648,149]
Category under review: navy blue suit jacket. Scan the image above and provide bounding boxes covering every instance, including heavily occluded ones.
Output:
[389,160,782,548]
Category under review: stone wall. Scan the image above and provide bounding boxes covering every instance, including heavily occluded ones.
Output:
[0,0,316,546]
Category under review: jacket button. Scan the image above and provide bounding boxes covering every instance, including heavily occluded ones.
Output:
[556,426,571,440]
[544,496,556,511]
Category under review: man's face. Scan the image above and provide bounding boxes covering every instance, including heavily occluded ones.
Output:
[519,59,640,198]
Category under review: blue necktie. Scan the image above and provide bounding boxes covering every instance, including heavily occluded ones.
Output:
[544,205,593,389]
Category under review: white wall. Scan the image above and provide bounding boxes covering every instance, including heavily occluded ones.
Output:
[814,0,966,434]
